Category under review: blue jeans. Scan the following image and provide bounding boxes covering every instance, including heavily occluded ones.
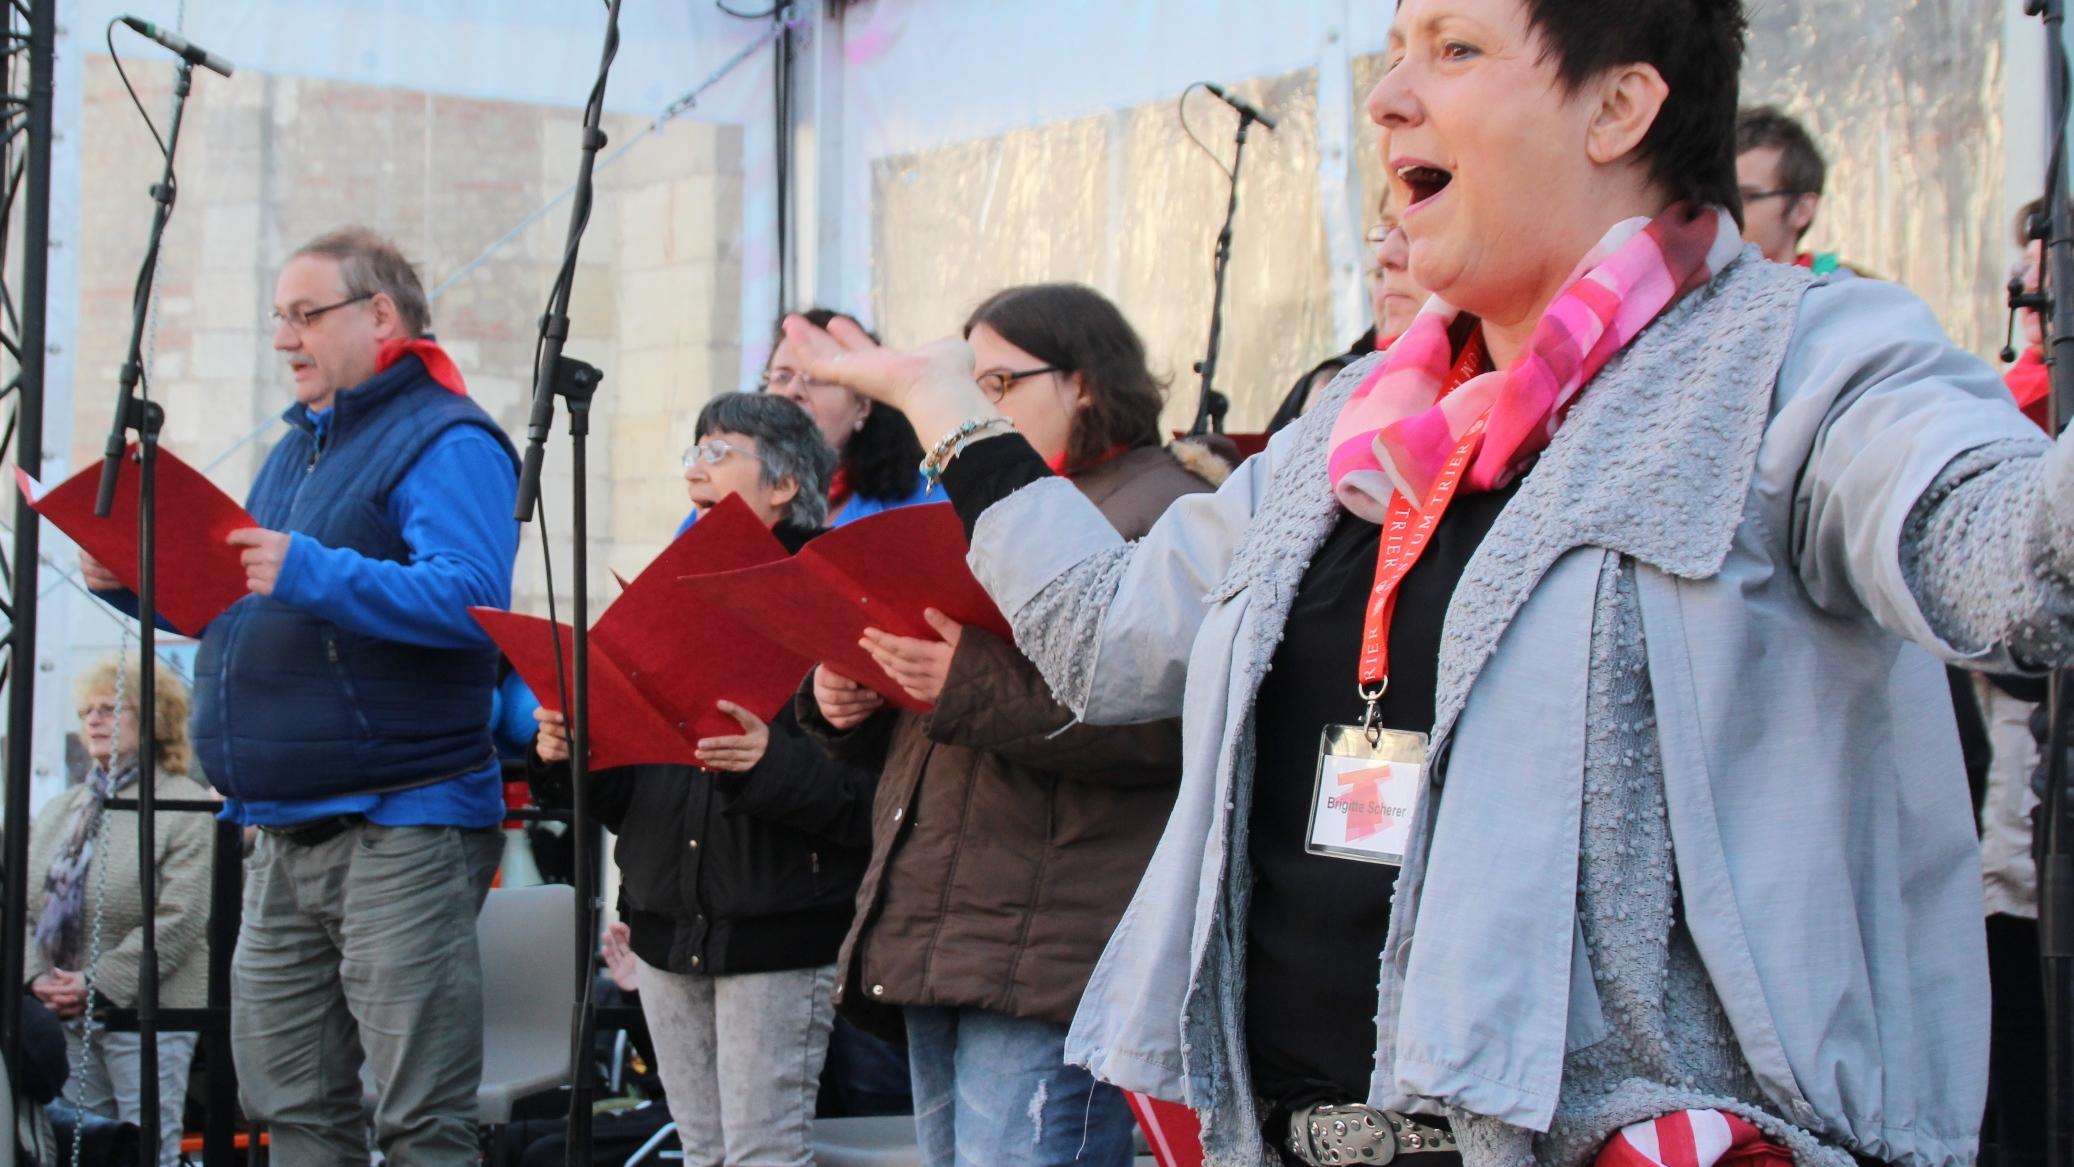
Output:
[904,1005,1135,1167]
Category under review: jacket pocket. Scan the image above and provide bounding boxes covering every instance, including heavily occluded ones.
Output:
[322,629,378,739]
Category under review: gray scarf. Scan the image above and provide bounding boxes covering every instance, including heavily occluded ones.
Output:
[34,757,140,972]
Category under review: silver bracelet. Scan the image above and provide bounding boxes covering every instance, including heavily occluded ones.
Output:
[921,416,1015,485]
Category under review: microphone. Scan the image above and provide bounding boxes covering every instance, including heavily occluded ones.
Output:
[1202,82,1278,132]
[119,16,235,78]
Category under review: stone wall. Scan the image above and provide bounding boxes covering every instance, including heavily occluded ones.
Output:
[73,57,746,623]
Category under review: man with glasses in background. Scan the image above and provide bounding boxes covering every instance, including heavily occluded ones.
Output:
[80,226,520,1164]
[1735,104,1852,273]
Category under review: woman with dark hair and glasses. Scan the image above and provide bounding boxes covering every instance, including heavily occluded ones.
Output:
[781,0,2069,1163]
[762,308,944,526]
[796,283,1214,1167]
[533,392,876,1167]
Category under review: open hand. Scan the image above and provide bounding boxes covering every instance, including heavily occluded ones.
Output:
[696,701,769,773]
[600,922,640,992]
[860,609,965,706]
[780,315,996,445]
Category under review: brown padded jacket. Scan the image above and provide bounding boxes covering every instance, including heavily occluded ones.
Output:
[796,445,1212,1038]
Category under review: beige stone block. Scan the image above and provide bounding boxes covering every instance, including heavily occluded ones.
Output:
[469,376,524,422]
[707,264,743,350]
[610,347,686,416]
[607,482,658,542]
[192,267,264,331]
[190,329,260,383]
[150,348,189,382]
[608,410,678,483]
[616,265,701,350]
[613,183,673,273]
[615,121,729,187]
[200,203,266,275]
[442,338,484,370]
[670,173,745,265]
[567,267,618,340]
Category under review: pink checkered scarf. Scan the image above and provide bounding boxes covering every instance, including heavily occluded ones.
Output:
[1328,204,1742,520]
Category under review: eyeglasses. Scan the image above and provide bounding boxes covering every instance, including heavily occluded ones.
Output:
[682,439,759,468]
[1738,188,1801,205]
[977,366,1061,402]
[77,701,120,722]
[759,368,846,394]
[1364,224,1397,245]
[270,292,373,331]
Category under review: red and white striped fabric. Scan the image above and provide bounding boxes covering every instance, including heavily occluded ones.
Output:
[1595,1109,1793,1167]
[1125,1093,1204,1167]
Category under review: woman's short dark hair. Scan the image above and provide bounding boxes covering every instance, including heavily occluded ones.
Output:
[1524,0,1748,222]
[962,283,1166,474]
[695,391,839,528]
[770,309,927,505]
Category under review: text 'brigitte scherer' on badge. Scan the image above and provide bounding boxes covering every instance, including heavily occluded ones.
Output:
[1306,724,1428,866]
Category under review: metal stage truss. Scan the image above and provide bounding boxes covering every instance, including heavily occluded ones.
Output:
[0,0,57,1104]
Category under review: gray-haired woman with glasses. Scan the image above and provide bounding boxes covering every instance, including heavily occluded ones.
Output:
[533,391,877,1167]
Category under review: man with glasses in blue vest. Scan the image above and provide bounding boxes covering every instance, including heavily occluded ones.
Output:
[82,226,520,1164]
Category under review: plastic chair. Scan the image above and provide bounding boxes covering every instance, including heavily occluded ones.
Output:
[812,1115,923,1167]
[358,883,578,1150]
[476,883,578,1124]
[624,1114,922,1166]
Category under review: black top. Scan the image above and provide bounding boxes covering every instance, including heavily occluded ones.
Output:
[1246,486,1517,1108]
[939,430,1519,1106]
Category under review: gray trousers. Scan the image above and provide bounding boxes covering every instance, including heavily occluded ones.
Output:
[232,823,500,1165]
[60,1021,197,1167]
[635,957,836,1167]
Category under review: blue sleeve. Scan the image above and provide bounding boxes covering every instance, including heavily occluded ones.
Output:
[270,425,519,650]
[90,587,188,636]
[492,673,542,758]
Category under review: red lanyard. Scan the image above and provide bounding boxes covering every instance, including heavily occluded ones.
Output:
[1357,335,1488,715]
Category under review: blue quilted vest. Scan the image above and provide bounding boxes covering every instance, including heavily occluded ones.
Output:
[191,356,518,802]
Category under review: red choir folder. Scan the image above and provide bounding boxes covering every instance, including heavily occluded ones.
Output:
[676,503,1012,713]
[17,446,256,637]
[471,495,812,772]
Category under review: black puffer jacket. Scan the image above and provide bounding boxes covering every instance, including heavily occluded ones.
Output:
[531,526,878,977]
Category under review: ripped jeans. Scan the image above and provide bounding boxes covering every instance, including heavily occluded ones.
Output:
[903,1005,1135,1167]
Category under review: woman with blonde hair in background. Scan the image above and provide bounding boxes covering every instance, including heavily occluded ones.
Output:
[25,656,212,1166]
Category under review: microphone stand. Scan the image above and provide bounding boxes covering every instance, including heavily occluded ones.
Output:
[2029,0,2074,1160]
[512,2,619,1160]
[1188,103,1259,436]
[93,56,196,1167]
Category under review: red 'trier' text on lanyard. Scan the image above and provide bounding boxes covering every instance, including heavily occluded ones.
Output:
[1357,335,1489,697]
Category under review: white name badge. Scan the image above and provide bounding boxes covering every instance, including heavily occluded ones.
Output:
[1306,725,1428,866]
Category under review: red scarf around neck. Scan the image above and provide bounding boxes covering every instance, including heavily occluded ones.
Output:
[376,337,469,396]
